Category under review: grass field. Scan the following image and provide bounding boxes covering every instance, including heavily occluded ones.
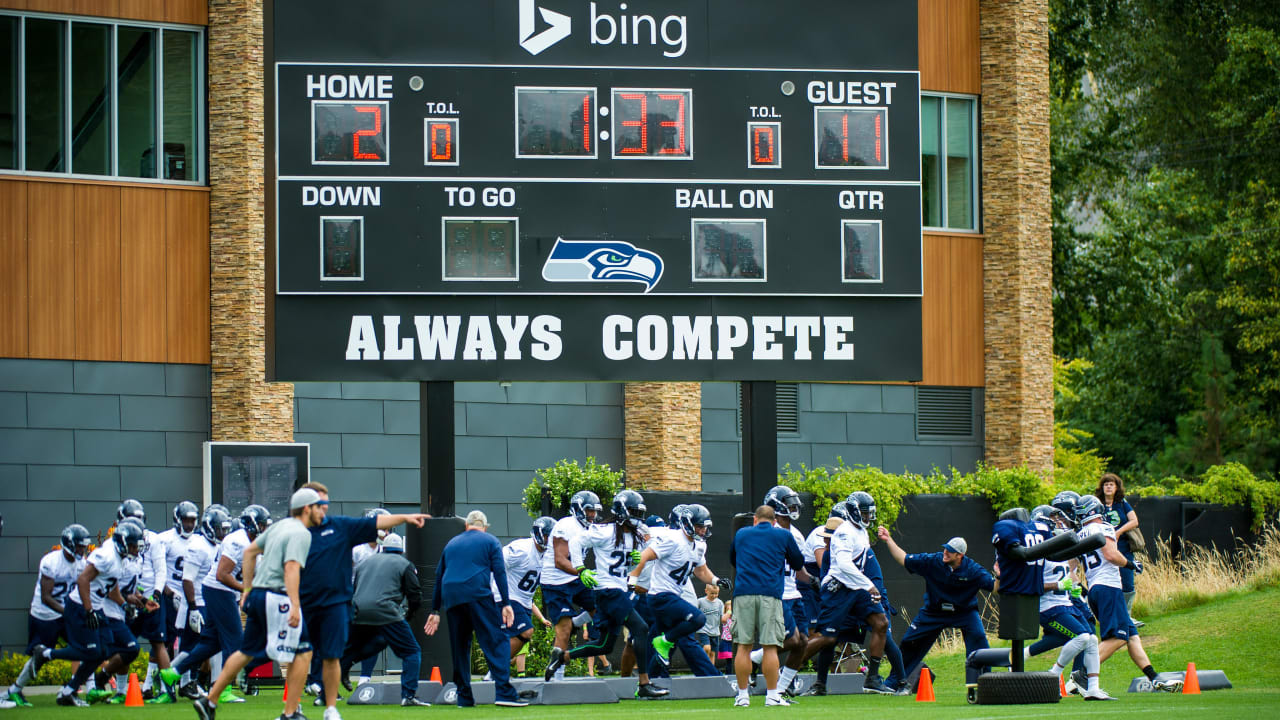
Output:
[9,585,1280,719]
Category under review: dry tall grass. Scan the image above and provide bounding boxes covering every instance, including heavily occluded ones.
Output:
[1133,524,1280,617]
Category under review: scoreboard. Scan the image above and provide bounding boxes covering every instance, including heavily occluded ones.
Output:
[267,0,923,382]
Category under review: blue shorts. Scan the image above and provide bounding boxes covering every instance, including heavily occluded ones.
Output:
[541,580,595,624]
[27,615,66,655]
[797,581,819,632]
[695,633,714,647]
[593,588,636,629]
[63,602,104,657]
[305,602,350,659]
[783,598,808,637]
[241,588,311,660]
[128,604,167,644]
[1088,585,1136,642]
[507,603,534,638]
[1040,605,1092,640]
[633,593,654,626]
[646,592,700,631]
[99,617,139,656]
[1071,595,1095,624]
[816,586,882,638]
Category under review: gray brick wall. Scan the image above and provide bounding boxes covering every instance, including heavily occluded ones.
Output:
[700,382,985,492]
[292,381,626,541]
[0,359,210,649]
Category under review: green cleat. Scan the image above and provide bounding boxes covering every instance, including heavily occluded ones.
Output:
[218,687,246,704]
[8,690,34,707]
[651,634,674,665]
[107,693,127,704]
[146,691,177,704]
[159,668,181,689]
[85,688,114,704]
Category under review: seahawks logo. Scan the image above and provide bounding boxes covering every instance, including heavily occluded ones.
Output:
[541,238,664,293]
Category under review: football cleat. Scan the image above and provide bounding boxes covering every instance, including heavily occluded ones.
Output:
[56,693,90,707]
[1153,678,1183,693]
[494,699,530,707]
[8,690,33,707]
[85,688,114,704]
[401,697,431,706]
[1082,687,1118,701]
[146,691,176,704]
[652,635,674,665]
[734,695,751,707]
[862,676,893,694]
[218,687,246,704]
[635,683,669,699]
[305,683,322,697]
[106,693,127,704]
[30,644,50,677]
[543,646,566,681]
[159,668,180,689]
[193,696,216,720]
[1068,669,1087,695]
[179,682,205,700]
[801,682,826,697]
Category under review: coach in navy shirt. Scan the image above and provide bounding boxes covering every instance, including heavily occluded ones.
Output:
[877,528,994,680]
[424,511,525,708]
[728,505,807,706]
[297,483,429,719]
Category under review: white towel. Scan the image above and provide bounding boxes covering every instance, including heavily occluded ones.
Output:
[265,592,305,663]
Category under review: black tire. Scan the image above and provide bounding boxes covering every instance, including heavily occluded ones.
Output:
[975,671,1061,705]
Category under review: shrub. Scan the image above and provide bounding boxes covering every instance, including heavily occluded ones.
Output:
[522,457,625,519]
[1130,462,1280,531]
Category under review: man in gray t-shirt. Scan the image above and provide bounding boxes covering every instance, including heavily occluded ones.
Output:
[193,488,328,720]
[697,584,725,660]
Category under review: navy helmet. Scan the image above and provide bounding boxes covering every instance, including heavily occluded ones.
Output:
[611,490,646,528]
[200,506,233,543]
[764,485,803,521]
[112,518,146,557]
[569,490,603,528]
[60,523,92,560]
[173,501,200,539]
[845,491,877,529]
[240,505,272,540]
[1075,495,1106,525]
[530,516,556,550]
[117,499,145,524]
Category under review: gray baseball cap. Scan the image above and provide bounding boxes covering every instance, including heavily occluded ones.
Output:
[290,487,326,510]
[943,537,968,555]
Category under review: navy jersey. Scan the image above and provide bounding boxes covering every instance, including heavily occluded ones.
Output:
[991,519,1045,596]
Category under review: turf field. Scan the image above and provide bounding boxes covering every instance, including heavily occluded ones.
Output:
[10,585,1280,719]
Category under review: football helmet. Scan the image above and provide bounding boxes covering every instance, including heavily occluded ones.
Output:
[116,499,146,524]
[999,507,1030,523]
[60,523,92,560]
[240,505,272,540]
[829,501,857,524]
[569,490,603,528]
[845,491,877,528]
[611,490,646,528]
[173,501,200,539]
[668,503,689,528]
[1031,504,1069,531]
[199,506,233,543]
[530,516,556,550]
[764,485,803,521]
[1075,495,1105,525]
[366,507,391,540]
[677,504,714,539]
[112,519,146,557]
[1052,491,1082,527]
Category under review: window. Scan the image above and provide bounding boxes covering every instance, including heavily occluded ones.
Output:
[0,11,204,183]
[737,382,800,434]
[921,94,978,231]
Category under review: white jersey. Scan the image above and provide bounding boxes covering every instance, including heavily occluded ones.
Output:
[182,534,220,605]
[778,523,806,600]
[103,554,141,621]
[492,538,545,608]
[572,523,643,592]
[1080,522,1122,589]
[634,528,657,591]
[1040,557,1074,612]
[822,522,874,592]
[155,528,191,595]
[542,515,591,586]
[682,537,707,604]
[805,526,827,562]
[202,529,251,592]
[648,528,698,597]
[136,529,166,596]
[68,543,131,613]
[30,550,85,621]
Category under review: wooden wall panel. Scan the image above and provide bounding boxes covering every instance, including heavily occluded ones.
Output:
[120,187,167,362]
[921,233,984,386]
[0,181,29,356]
[26,183,76,358]
[918,0,981,95]
[73,185,122,360]
[166,189,210,364]
[4,1,206,24]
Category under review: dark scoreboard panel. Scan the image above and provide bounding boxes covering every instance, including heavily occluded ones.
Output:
[267,0,924,382]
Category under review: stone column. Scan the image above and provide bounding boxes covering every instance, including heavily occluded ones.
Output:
[207,0,293,441]
[979,0,1053,471]
[624,383,702,490]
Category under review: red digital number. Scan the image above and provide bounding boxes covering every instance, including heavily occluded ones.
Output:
[753,126,775,165]
[352,105,383,161]
[582,93,592,152]
[619,93,648,154]
[874,113,882,163]
[429,122,453,162]
[657,93,686,155]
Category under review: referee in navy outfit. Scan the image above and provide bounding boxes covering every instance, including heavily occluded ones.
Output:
[423,511,527,708]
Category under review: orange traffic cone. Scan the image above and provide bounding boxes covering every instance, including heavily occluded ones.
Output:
[915,666,935,702]
[430,666,442,683]
[124,673,145,707]
[1183,662,1201,694]
[283,680,289,703]
[1059,674,1069,698]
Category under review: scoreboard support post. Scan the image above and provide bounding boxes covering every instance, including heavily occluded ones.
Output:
[740,381,778,511]
[421,381,456,518]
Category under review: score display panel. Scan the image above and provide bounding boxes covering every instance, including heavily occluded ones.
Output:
[268,0,924,383]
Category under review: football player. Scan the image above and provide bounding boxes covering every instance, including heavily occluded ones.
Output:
[1077,496,1180,691]
[47,520,146,706]
[155,501,201,660]
[779,493,892,695]
[546,491,668,698]
[170,506,233,698]
[1027,504,1112,700]
[6,524,92,707]
[491,517,554,667]
[111,501,176,701]
[629,505,731,671]
[164,505,269,704]
[540,491,602,681]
